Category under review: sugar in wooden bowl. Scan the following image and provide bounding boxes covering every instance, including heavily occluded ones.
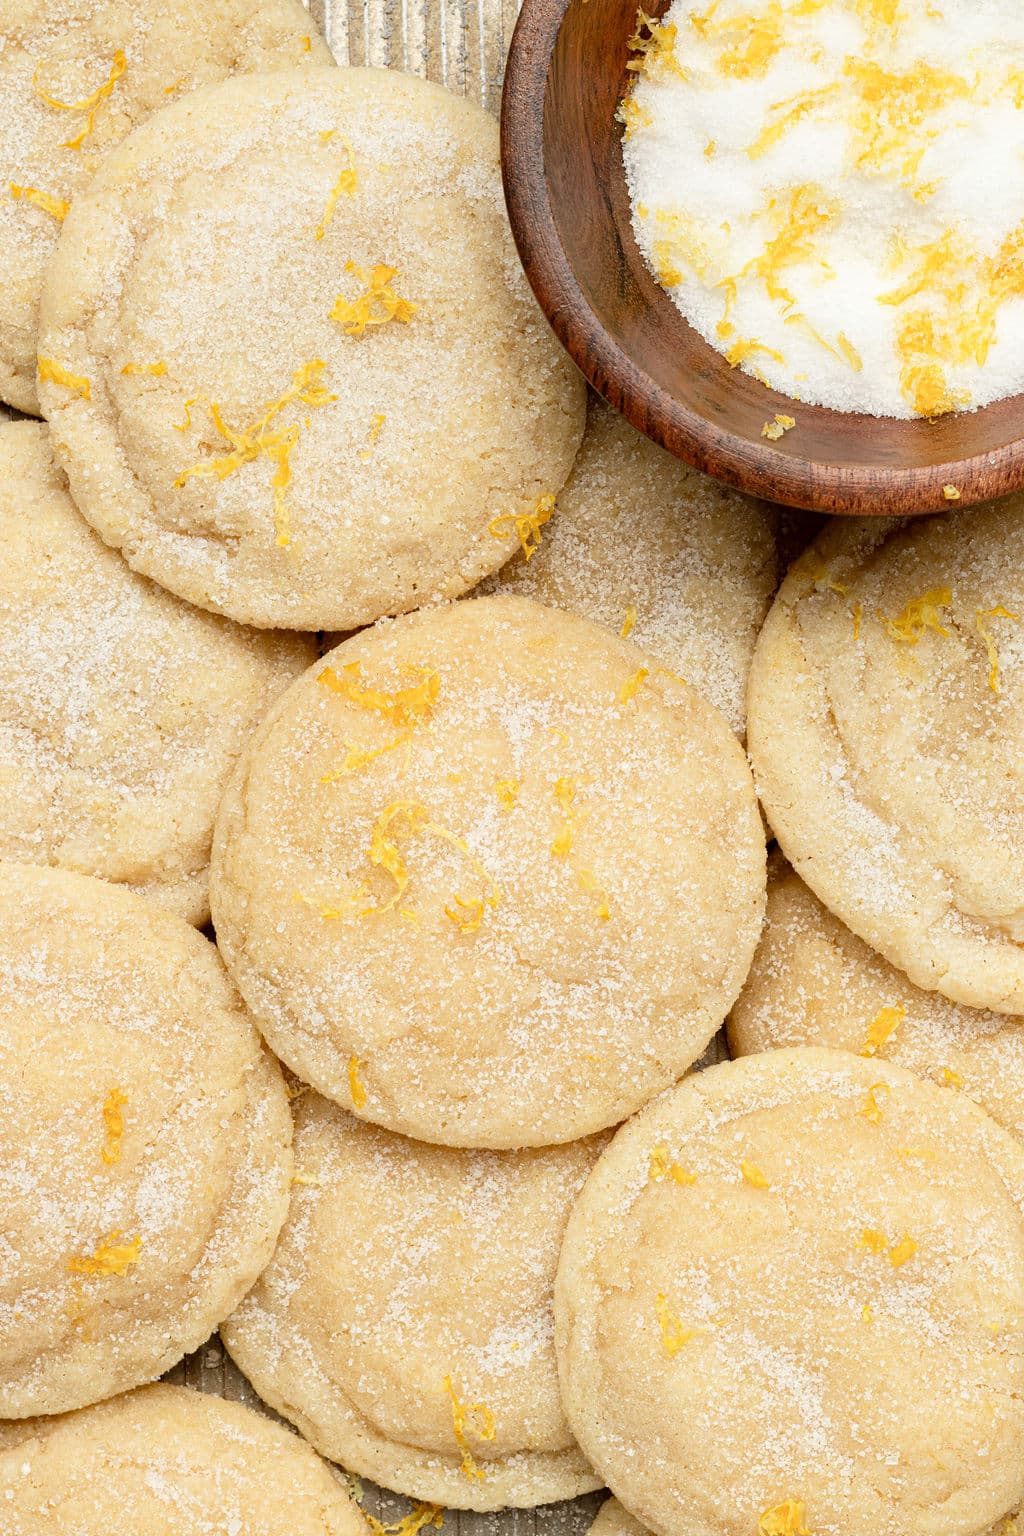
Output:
[501,0,1024,515]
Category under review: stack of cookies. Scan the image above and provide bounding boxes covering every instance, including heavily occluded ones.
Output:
[2,7,1024,1536]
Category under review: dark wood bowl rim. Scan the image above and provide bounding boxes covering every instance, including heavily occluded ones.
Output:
[500,0,1024,514]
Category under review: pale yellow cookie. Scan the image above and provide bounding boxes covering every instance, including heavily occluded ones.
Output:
[728,854,1024,1142]
[482,397,778,736]
[37,67,585,630]
[223,1091,604,1507]
[0,0,330,414]
[0,421,312,924]
[556,1047,1024,1536]
[0,1383,370,1535]
[748,508,1024,1015]
[210,594,765,1147]
[589,1499,650,1536]
[0,862,292,1417]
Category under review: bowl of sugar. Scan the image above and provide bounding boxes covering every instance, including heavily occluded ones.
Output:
[501,0,1024,514]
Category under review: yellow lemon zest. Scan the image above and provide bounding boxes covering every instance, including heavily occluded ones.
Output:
[648,1146,697,1184]
[318,660,440,730]
[443,1375,495,1482]
[976,606,1019,695]
[360,412,386,461]
[741,1160,770,1189]
[626,9,687,80]
[174,360,337,547]
[861,1003,905,1057]
[293,886,372,921]
[68,1230,141,1278]
[655,1292,697,1357]
[844,57,970,193]
[366,1506,444,1536]
[692,0,826,79]
[861,1082,890,1123]
[321,733,412,781]
[880,587,952,643]
[784,313,863,372]
[860,1228,916,1267]
[618,667,649,704]
[942,1066,963,1089]
[38,356,90,399]
[576,864,611,921]
[852,601,863,640]
[615,94,653,139]
[100,1087,128,1166]
[621,605,637,638]
[358,800,498,929]
[793,554,848,597]
[490,494,555,562]
[292,1171,321,1186]
[121,360,167,376]
[748,83,840,158]
[34,49,127,148]
[348,1056,368,1109]
[943,484,961,501]
[330,262,418,335]
[759,1500,810,1535]
[862,1303,873,1323]
[8,182,69,220]
[495,778,519,810]
[762,413,796,440]
[315,138,357,237]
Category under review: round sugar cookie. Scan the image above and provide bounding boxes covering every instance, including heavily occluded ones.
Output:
[0,862,292,1417]
[222,1091,604,1508]
[0,0,331,415]
[555,1047,1024,1536]
[0,1383,370,1535]
[0,421,312,925]
[589,1501,650,1536]
[209,594,765,1147]
[482,397,778,736]
[728,854,1024,1143]
[748,508,1024,1015]
[37,67,585,631]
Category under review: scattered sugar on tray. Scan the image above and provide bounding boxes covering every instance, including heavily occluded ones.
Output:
[621,0,1024,417]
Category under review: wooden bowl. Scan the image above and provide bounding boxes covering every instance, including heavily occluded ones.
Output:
[500,0,1024,515]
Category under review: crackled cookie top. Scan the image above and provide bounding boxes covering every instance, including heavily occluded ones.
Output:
[0,0,330,414]
[0,1384,370,1535]
[223,1093,604,1508]
[747,504,1024,1015]
[0,422,312,924]
[483,397,778,737]
[556,1048,1024,1536]
[210,594,765,1147]
[0,863,292,1417]
[728,854,1024,1144]
[37,67,585,629]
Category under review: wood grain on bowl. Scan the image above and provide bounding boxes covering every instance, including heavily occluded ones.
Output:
[500,0,1024,515]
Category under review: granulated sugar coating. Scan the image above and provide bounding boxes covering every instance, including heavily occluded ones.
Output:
[0,421,313,925]
[37,67,585,630]
[555,1048,1024,1536]
[0,0,330,415]
[728,853,1024,1143]
[0,863,292,1417]
[482,397,778,737]
[209,594,766,1148]
[222,1093,605,1508]
[0,1384,372,1536]
[621,0,1024,418]
[747,501,1024,1015]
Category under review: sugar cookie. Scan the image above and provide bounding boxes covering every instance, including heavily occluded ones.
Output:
[210,594,765,1147]
[482,397,777,735]
[748,507,1024,1015]
[589,1500,649,1536]
[0,0,330,415]
[0,1383,369,1535]
[0,421,312,924]
[556,1047,1024,1536]
[223,1091,604,1507]
[728,855,1024,1143]
[0,862,292,1417]
[37,67,585,630]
